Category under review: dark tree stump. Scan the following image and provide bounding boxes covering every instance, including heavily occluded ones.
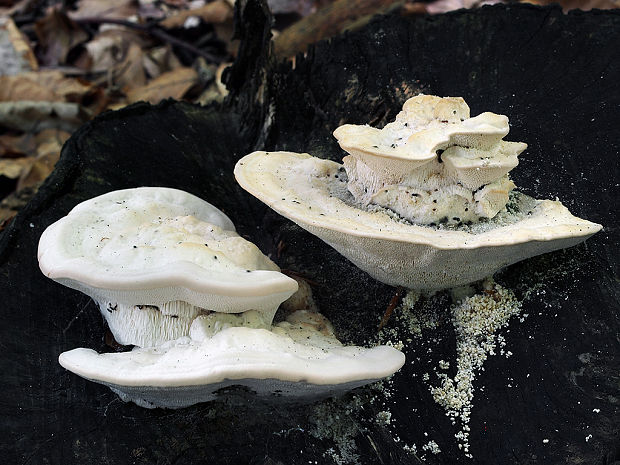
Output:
[0,3,618,465]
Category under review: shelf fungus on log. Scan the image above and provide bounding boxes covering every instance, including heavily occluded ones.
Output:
[38,187,295,348]
[234,95,602,290]
[39,187,404,408]
[334,95,525,225]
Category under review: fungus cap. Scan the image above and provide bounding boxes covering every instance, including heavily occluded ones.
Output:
[234,151,602,290]
[332,95,519,185]
[38,187,298,347]
[332,95,528,225]
[38,187,298,310]
[59,310,406,408]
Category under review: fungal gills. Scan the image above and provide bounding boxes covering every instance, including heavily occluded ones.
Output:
[100,287,367,353]
[334,95,527,225]
[101,300,201,347]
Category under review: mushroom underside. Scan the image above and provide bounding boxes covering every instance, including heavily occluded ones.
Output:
[95,300,276,348]
[54,272,295,348]
[104,377,385,409]
[310,224,592,289]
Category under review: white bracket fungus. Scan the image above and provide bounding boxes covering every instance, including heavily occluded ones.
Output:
[333,95,527,224]
[38,187,297,347]
[59,310,404,408]
[234,96,602,290]
[42,187,404,407]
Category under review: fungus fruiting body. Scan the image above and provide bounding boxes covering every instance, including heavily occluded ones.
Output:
[41,187,404,407]
[234,95,601,458]
[59,310,403,408]
[38,187,296,347]
[334,95,526,225]
[234,95,602,290]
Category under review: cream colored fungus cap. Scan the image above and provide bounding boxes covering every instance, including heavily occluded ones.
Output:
[59,310,405,408]
[332,94,525,185]
[234,151,602,290]
[38,187,298,313]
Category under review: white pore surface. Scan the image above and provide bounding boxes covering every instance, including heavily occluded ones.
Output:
[98,300,281,348]
[234,151,602,290]
[38,187,298,313]
[59,310,405,408]
[333,95,527,224]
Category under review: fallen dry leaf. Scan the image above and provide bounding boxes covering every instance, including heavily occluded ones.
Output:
[126,66,198,103]
[82,35,119,71]
[215,61,230,97]
[82,26,151,73]
[0,74,56,102]
[195,84,225,105]
[213,21,236,57]
[0,133,36,157]
[0,71,93,102]
[18,151,60,190]
[105,101,129,111]
[43,75,98,104]
[143,45,182,79]
[0,184,38,225]
[160,0,194,8]
[34,128,71,152]
[195,60,229,105]
[69,0,138,20]
[425,0,501,14]
[274,0,403,59]
[114,41,147,90]
[0,71,108,114]
[0,156,33,179]
[2,129,69,191]
[160,0,233,29]
[0,17,38,75]
[0,0,35,16]
[35,9,89,66]
[0,101,88,132]
[137,0,167,20]
[267,0,318,16]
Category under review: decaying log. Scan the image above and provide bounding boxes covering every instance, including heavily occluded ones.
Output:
[0,2,618,464]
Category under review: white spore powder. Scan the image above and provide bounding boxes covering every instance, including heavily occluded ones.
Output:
[429,282,522,456]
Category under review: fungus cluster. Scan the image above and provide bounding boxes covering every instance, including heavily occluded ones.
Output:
[234,95,601,290]
[43,95,602,410]
[334,95,526,225]
[39,187,404,408]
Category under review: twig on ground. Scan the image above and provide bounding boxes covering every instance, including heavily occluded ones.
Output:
[378,286,405,330]
[74,17,224,64]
